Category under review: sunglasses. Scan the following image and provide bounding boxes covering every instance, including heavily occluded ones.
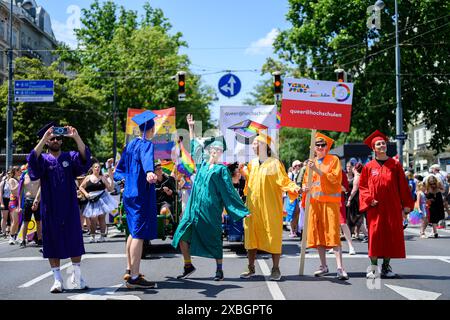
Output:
[315,143,327,148]
[49,136,63,141]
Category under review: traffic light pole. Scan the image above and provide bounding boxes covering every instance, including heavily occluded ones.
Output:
[112,78,118,164]
[394,0,404,166]
[6,0,14,169]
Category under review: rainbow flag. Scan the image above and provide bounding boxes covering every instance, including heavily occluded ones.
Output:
[177,141,196,177]
[160,160,175,175]
[276,111,281,129]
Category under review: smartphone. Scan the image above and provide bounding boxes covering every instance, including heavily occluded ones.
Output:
[53,127,68,135]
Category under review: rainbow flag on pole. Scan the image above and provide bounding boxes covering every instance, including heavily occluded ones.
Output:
[177,141,196,177]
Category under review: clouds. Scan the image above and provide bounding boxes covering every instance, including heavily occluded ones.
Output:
[51,5,81,48]
[245,28,279,56]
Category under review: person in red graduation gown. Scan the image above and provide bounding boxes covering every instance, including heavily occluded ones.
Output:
[359,130,414,279]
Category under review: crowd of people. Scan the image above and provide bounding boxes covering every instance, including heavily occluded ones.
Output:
[0,116,449,293]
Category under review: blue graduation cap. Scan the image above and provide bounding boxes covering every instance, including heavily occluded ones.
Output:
[37,121,59,138]
[132,110,157,137]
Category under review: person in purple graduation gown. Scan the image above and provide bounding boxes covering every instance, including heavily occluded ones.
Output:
[27,123,91,293]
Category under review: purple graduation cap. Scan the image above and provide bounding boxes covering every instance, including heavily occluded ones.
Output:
[36,121,59,138]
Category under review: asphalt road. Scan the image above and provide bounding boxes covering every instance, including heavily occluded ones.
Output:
[1,223,449,301]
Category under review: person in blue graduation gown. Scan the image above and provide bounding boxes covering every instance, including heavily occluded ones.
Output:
[27,123,91,293]
[172,114,249,281]
[114,110,159,289]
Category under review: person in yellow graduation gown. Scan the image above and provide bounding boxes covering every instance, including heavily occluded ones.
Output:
[302,132,349,280]
[240,133,300,281]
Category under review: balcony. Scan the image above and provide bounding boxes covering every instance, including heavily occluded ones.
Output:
[20,43,42,60]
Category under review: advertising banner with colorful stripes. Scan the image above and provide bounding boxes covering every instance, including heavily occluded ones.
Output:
[125,107,176,160]
[220,105,278,163]
[280,78,354,132]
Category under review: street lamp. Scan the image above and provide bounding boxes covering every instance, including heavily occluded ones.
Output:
[373,0,404,166]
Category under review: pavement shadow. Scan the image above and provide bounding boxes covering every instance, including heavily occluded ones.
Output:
[158,276,243,298]
[281,274,352,285]
[395,274,450,281]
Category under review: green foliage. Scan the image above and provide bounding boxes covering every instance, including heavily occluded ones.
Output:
[259,0,450,152]
[0,57,104,154]
[61,0,214,159]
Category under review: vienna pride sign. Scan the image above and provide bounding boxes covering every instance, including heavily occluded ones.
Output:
[280,78,354,132]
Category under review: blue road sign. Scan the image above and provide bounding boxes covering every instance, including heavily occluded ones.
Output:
[218,74,241,98]
[14,80,54,102]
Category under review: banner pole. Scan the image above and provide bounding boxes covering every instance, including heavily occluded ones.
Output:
[299,129,317,276]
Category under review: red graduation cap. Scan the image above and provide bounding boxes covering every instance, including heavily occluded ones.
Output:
[363,130,388,149]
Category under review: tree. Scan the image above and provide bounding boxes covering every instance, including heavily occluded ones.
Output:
[272,0,450,152]
[0,57,104,154]
[58,1,215,159]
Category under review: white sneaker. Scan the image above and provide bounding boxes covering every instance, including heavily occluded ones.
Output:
[314,265,329,277]
[336,268,349,280]
[70,272,88,290]
[8,237,15,245]
[50,279,64,293]
[349,247,356,255]
[89,235,96,243]
[97,235,106,243]
[327,248,334,254]
[366,265,379,279]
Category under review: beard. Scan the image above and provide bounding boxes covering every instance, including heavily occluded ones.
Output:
[47,143,61,152]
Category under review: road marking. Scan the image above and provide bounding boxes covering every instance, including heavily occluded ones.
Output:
[4,253,450,262]
[438,258,450,264]
[256,259,285,300]
[385,284,442,300]
[67,284,141,300]
[0,257,46,262]
[18,262,72,288]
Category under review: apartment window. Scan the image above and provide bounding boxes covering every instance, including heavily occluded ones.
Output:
[0,52,4,71]
[0,20,4,40]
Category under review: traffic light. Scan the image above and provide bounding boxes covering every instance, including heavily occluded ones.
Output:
[177,71,186,101]
[335,68,347,82]
[177,72,185,94]
[274,73,282,94]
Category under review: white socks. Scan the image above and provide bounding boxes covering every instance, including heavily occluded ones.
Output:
[72,263,82,279]
[51,267,63,282]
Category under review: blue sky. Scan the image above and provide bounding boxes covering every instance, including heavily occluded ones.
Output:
[39,0,291,122]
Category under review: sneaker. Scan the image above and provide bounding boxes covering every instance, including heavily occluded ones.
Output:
[19,240,26,248]
[288,233,296,238]
[70,272,88,290]
[176,265,196,279]
[240,265,256,279]
[336,268,349,280]
[123,270,145,281]
[420,233,426,239]
[361,236,369,243]
[314,265,329,277]
[214,270,224,281]
[381,265,397,278]
[348,247,356,255]
[50,279,64,293]
[366,265,379,279]
[97,235,106,243]
[327,248,334,254]
[89,235,96,243]
[126,275,157,289]
[8,237,15,245]
[434,233,439,238]
[269,267,282,281]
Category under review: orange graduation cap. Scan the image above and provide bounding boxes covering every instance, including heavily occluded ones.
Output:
[315,132,334,151]
[363,130,388,150]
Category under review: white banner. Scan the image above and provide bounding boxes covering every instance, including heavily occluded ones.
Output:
[220,105,278,163]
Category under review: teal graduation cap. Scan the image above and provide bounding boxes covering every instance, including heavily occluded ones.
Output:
[132,110,158,136]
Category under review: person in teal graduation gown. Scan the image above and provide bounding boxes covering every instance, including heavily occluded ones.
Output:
[172,114,249,281]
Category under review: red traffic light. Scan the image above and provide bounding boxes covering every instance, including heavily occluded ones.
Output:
[177,73,185,94]
[274,74,282,94]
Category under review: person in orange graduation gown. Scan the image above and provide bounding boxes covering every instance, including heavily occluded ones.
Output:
[302,132,349,280]
[359,130,414,279]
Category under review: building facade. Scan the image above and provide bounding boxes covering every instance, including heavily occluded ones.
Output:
[0,0,57,85]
